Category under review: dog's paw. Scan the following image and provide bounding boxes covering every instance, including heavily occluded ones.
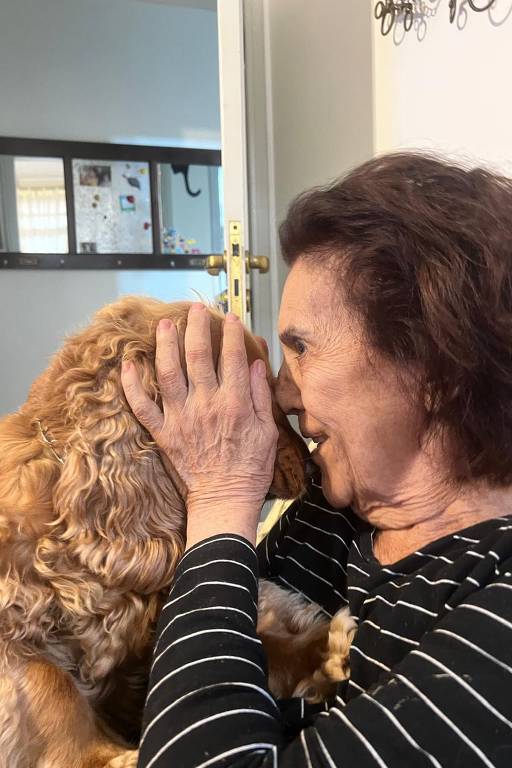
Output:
[322,607,357,683]
[291,607,357,702]
[105,750,138,768]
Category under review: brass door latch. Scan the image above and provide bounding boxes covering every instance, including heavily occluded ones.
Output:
[204,253,269,276]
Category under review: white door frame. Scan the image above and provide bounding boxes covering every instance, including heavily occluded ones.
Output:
[217,0,251,326]
[217,0,284,367]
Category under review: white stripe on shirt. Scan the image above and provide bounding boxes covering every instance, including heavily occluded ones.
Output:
[303,500,357,531]
[314,731,338,768]
[363,593,438,617]
[172,558,259,590]
[393,672,497,768]
[361,694,443,768]
[144,709,276,768]
[140,681,279,746]
[412,650,512,729]
[152,628,263,672]
[350,644,391,672]
[300,730,313,768]
[295,516,351,551]
[433,628,512,675]
[146,655,266,702]
[276,574,334,616]
[362,619,420,647]
[157,605,255,645]
[331,707,390,768]
[179,536,257,566]
[459,603,512,631]
[162,581,257,613]
[284,534,348,576]
[181,742,277,768]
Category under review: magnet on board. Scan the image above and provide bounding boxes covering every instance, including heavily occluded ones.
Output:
[123,174,141,189]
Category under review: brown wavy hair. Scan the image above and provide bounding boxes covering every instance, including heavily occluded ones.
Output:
[279,151,512,485]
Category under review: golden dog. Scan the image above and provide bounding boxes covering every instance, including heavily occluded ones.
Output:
[0,297,354,767]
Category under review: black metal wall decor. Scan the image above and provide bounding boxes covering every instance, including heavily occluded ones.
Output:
[0,137,221,270]
[374,0,495,36]
[171,164,202,198]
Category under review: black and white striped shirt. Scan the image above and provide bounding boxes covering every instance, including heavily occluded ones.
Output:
[138,480,512,767]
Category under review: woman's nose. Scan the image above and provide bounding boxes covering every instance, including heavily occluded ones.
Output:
[274,362,303,415]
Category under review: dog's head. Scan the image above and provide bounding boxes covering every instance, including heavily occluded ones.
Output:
[1,297,309,596]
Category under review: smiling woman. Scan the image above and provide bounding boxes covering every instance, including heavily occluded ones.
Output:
[276,257,433,553]
[136,151,512,768]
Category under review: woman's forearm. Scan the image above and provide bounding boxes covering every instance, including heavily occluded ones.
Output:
[137,533,284,767]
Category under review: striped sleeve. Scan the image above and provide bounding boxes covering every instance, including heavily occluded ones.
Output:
[138,536,512,768]
[137,534,284,768]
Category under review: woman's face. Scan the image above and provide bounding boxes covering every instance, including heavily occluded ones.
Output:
[276,259,426,514]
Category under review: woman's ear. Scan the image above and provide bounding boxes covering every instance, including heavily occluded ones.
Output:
[51,355,187,594]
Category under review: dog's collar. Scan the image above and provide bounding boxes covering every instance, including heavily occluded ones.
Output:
[35,419,65,465]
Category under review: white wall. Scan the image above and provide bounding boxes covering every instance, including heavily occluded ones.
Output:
[266,0,374,225]
[0,0,221,414]
[259,0,374,367]
[0,0,220,147]
[372,0,512,173]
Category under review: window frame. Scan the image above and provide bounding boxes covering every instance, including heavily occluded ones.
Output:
[0,136,221,270]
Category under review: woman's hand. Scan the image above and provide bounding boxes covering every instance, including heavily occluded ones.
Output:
[120,303,279,549]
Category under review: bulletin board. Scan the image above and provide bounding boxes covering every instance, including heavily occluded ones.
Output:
[73,159,153,255]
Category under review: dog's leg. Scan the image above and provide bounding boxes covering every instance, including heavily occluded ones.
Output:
[103,751,139,768]
[0,666,28,768]
[2,654,134,768]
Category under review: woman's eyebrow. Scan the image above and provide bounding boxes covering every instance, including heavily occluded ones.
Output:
[278,327,311,347]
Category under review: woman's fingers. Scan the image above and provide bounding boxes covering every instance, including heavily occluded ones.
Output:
[184,304,218,393]
[250,359,276,427]
[220,314,250,401]
[156,319,187,407]
[121,359,164,438]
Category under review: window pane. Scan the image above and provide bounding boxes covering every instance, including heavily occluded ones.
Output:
[159,164,223,255]
[0,156,68,253]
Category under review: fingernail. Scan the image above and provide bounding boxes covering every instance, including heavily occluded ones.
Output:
[191,303,205,313]
[226,312,239,323]
[158,318,172,333]
[122,359,132,372]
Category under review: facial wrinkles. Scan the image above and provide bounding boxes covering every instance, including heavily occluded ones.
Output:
[280,260,446,514]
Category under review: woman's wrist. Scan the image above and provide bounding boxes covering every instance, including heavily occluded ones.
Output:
[184,502,261,551]
[184,525,258,551]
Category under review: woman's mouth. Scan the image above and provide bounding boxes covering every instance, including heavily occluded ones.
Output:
[310,436,328,459]
[300,430,328,461]
[301,430,327,444]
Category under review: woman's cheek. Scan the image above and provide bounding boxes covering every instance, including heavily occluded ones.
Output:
[303,368,333,411]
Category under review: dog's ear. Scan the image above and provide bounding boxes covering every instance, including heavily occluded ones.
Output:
[0,410,61,544]
[50,350,186,594]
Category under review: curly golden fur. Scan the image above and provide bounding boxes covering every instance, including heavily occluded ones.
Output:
[0,296,352,768]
